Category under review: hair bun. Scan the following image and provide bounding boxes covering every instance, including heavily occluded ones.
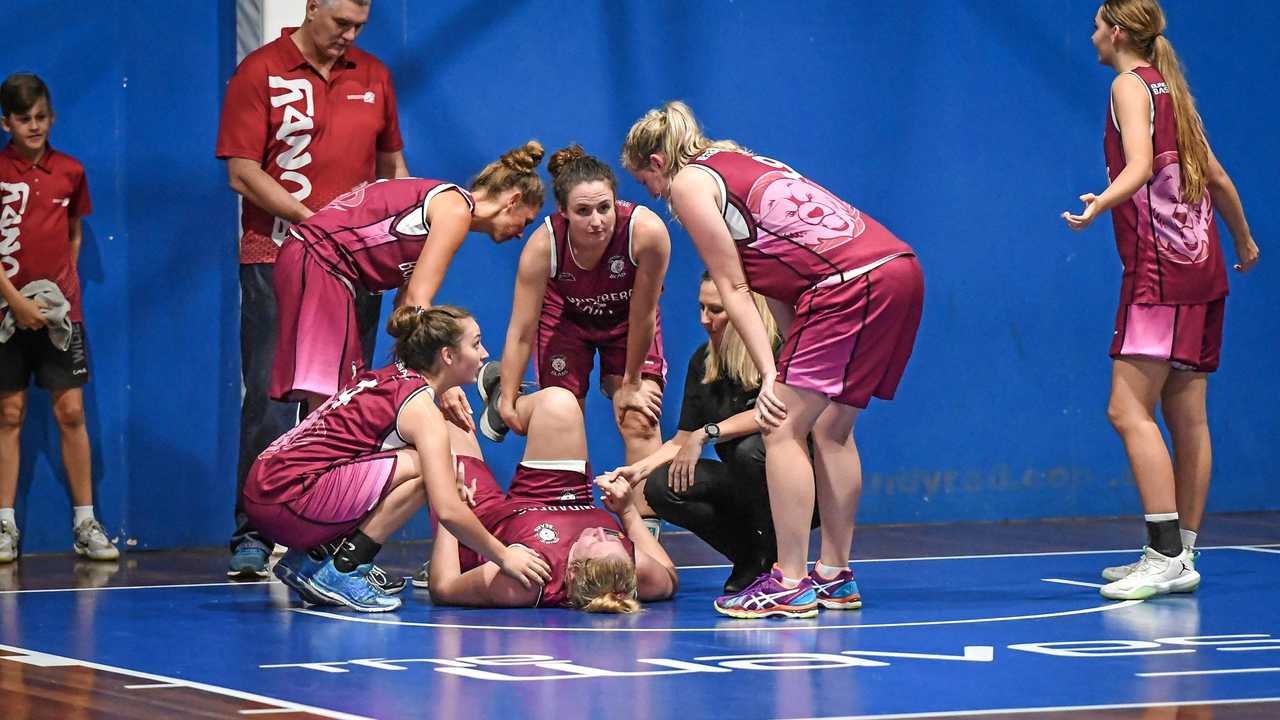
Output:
[502,140,545,174]
[386,305,420,340]
[547,143,587,180]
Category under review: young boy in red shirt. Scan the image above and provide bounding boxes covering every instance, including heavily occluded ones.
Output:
[0,73,118,563]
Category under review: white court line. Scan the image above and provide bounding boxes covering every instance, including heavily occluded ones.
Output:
[1137,667,1280,678]
[123,682,183,689]
[0,643,371,720]
[291,598,1141,634]
[1229,546,1280,555]
[239,710,305,716]
[1041,578,1104,589]
[779,696,1280,719]
[1,543,1274,594]
[0,580,272,595]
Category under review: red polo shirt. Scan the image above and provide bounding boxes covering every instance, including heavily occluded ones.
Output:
[215,28,404,264]
[1,143,92,322]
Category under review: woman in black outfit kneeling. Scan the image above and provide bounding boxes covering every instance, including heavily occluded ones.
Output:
[601,273,814,593]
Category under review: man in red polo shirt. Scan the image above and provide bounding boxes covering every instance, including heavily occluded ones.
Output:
[215,0,408,580]
[0,73,119,564]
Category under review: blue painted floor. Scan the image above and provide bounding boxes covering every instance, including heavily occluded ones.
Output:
[3,543,1279,719]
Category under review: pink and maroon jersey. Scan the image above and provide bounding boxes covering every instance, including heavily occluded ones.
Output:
[1103,66,1228,305]
[687,149,913,305]
[248,361,432,505]
[495,505,633,608]
[1,144,92,322]
[215,29,404,264]
[290,178,474,292]
[542,200,659,327]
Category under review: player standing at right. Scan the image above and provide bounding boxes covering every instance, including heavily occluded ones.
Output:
[1063,0,1260,600]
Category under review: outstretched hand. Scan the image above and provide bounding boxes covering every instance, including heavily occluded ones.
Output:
[593,472,635,516]
[1062,193,1102,231]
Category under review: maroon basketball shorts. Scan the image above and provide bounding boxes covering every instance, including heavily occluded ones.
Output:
[244,452,397,549]
[534,313,667,398]
[778,254,924,409]
[1109,299,1225,373]
[449,455,592,572]
[270,239,365,402]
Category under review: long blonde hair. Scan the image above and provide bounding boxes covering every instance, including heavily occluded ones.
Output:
[700,274,779,390]
[1101,0,1209,204]
[566,556,641,614]
[620,101,750,178]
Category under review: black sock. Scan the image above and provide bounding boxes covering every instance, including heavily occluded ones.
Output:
[332,531,381,573]
[1145,517,1182,557]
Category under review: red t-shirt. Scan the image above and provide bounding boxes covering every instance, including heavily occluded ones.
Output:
[215,29,404,264]
[1,143,92,322]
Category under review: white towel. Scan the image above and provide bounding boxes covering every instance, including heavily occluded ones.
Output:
[0,279,75,350]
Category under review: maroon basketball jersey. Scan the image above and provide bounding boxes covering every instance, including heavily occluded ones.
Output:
[248,362,432,504]
[496,505,634,608]
[291,178,475,292]
[687,149,914,304]
[1103,66,1227,305]
[542,200,653,327]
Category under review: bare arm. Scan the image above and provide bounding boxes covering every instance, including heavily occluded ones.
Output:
[621,209,669,385]
[225,157,314,224]
[399,394,551,589]
[1204,147,1260,273]
[401,191,472,309]
[1064,74,1154,229]
[670,168,785,425]
[427,519,540,607]
[595,474,677,601]
[376,150,409,180]
[497,226,552,435]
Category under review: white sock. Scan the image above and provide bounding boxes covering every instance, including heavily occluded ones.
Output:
[73,506,96,527]
[815,561,847,580]
[780,574,806,588]
[1180,529,1198,550]
[0,507,15,526]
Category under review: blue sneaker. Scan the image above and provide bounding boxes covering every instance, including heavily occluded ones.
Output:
[808,566,862,610]
[713,565,818,619]
[306,558,402,612]
[227,545,269,580]
[273,549,334,606]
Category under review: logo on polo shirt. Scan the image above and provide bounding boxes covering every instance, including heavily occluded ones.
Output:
[0,182,30,279]
[268,75,317,245]
[346,91,376,104]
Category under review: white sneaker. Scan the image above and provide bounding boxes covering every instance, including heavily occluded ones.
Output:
[1100,547,1200,600]
[0,520,19,563]
[73,519,121,561]
[1102,546,1197,581]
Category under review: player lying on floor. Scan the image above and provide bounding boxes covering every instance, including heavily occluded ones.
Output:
[426,385,678,612]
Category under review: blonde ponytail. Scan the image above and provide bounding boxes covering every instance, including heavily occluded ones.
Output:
[621,101,749,178]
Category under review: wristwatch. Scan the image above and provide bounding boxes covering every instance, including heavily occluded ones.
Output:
[701,422,721,444]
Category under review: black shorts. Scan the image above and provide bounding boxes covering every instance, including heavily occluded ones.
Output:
[0,322,91,392]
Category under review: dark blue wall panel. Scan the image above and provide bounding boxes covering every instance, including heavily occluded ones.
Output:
[5,0,1275,551]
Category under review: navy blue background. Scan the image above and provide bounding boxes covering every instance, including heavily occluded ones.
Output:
[4,1,1275,551]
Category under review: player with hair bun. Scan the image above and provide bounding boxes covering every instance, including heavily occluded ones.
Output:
[271,141,547,425]
[482,144,671,523]
[245,304,551,612]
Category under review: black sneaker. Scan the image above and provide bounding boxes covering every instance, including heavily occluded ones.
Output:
[365,564,407,595]
[476,361,509,442]
[411,561,430,589]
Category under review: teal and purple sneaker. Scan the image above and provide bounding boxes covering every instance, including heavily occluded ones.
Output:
[713,565,818,619]
[272,549,334,607]
[305,558,402,612]
[808,566,863,610]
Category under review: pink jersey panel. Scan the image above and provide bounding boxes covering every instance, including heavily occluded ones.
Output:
[248,362,432,504]
[292,178,474,292]
[688,149,913,305]
[1103,66,1227,305]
